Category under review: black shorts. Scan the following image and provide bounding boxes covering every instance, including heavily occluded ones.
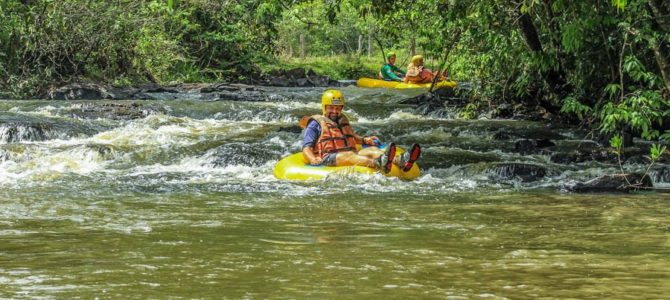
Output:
[321,153,338,166]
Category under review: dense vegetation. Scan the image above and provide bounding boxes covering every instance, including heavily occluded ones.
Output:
[1,0,669,149]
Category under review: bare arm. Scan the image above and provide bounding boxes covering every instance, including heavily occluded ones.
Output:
[302,146,322,165]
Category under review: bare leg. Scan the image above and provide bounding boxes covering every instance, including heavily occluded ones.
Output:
[358,147,384,159]
[334,151,377,168]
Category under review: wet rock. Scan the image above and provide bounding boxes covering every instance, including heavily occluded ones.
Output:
[562,173,653,193]
[86,144,117,158]
[277,125,303,134]
[212,143,281,167]
[0,149,9,161]
[69,103,165,120]
[494,103,514,119]
[269,77,291,87]
[514,139,555,154]
[650,166,670,183]
[200,85,232,93]
[48,83,124,100]
[536,139,556,148]
[295,78,310,87]
[285,68,306,79]
[493,130,513,140]
[624,155,651,165]
[515,139,537,154]
[0,123,52,143]
[264,68,333,87]
[550,141,618,164]
[214,90,267,102]
[487,163,546,182]
[550,151,589,164]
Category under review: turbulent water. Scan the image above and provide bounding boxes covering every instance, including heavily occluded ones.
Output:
[0,87,668,299]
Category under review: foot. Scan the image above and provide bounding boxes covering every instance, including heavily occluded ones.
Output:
[376,143,396,174]
[399,143,421,172]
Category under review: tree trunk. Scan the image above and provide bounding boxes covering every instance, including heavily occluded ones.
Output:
[513,2,569,113]
[358,35,362,54]
[300,34,305,58]
[649,0,670,32]
[410,37,416,56]
[517,7,543,52]
[647,1,670,92]
[367,26,372,58]
[651,39,670,93]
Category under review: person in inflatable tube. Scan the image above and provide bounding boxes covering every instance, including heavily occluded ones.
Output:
[403,55,447,84]
[301,89,421,174]
[379,51,405,82]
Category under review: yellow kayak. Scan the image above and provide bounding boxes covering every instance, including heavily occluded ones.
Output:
[356,77,457,89]
[273,147,420,181]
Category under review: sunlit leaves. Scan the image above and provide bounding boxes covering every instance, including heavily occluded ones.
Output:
[611,0,627,11]
[560,96,592,120]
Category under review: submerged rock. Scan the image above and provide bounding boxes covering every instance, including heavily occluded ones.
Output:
[562,173,653,193]
[0,149,8,161]
[487,163,546,182]
[48,83,130,100]
[277,125,303,134]
[0,122,52,143]
[69,103,165,120]
[650,166,670,184]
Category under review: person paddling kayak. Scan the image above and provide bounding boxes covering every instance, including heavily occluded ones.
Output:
[301,89,421,174]
[379,51,405,82]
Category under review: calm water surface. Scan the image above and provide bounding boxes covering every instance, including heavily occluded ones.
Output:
[0,87,668,299]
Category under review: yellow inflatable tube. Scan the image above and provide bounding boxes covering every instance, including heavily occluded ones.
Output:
[274,146,420,181]
[356,77,457,89]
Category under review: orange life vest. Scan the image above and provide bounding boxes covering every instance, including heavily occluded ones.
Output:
[310,114,358,158]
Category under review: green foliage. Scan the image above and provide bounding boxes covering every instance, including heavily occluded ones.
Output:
[610,134,623,152]
[560,96,592,120]
[650,144,666,162]
[459,102,480,120]
[259,54,378,80]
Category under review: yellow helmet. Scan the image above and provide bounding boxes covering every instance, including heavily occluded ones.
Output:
[321,89,345,114]
[411,55,424,64]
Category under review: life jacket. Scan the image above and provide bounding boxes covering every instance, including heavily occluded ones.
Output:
[405,64,433,84]
[310,114,358,158]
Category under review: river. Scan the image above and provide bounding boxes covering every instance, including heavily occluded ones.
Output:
[0,87,668,299]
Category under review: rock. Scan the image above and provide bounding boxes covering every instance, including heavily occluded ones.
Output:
[536,139,556,148]
[562,173,653,193]
[493,130,513,140]
[494,103,514,119]
[650,166,670,183]
[48,83,112,100]
[285,68,306,79]
[624,155,650,165]
[69,103,164,120]
[277,125,303,134]
[212,142,282,167]
[514,139,537,154]
[551,151,588,164]
[487,163,546,182]
[0,122,52,143]
[0,149,9,161]
[268,77,290,87]
[295,78,310,87]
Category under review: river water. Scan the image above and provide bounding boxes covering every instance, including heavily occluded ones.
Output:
[0,87,668,299]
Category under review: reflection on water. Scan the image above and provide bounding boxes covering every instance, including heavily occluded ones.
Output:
[0,89,669,298]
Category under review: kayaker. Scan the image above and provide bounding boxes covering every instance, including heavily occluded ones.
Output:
[301,89,421,174]
[404,55,446,84]
[379,52,405,82]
